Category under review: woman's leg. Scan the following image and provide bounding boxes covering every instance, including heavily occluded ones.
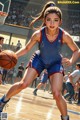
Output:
[2,67,38,101]
[64,83,74,101]
[33,82,43,96]
[43,83,47,91]
[50,73,68,119]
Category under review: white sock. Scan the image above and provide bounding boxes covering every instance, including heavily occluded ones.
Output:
[4,95,10,102]
[62,115,69,120]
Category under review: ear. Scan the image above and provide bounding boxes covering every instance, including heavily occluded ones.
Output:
[43,18,46,24]
[59,19,62,26]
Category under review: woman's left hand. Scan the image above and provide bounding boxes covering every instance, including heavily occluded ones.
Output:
[62,57,72,67]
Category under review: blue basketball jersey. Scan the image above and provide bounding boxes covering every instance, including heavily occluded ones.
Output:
[28,27,64,76]
[38,27,63,65]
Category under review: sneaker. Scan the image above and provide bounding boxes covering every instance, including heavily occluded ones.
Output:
[33,90,37,96]
[0,95,9,112]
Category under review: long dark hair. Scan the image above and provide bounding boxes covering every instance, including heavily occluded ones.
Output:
[0,36,4,40]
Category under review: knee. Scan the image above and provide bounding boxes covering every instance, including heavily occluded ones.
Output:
[19,81,29,89]
[53,91,61,101]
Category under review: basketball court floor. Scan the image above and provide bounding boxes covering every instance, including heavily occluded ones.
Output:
[0,84,80,120]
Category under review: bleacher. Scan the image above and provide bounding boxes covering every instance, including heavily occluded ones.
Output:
[5,0,80,36]
[5,0,41,27]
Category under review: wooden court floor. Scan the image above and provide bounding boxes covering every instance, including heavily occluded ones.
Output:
[0,84,80,120]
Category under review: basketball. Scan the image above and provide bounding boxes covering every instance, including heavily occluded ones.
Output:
[0,50,18,69]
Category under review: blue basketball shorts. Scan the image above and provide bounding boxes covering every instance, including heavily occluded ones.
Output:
[40,77,48,83]
[27,53,64,77]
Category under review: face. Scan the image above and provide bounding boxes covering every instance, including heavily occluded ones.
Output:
[44,13,61,30]
[0,39,4,45]
[76,65,79,69]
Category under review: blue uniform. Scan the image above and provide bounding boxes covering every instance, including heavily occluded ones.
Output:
[28,27,64,76]
[40,72,48,84]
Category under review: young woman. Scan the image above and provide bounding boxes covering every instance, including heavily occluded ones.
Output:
[0,2,80,120]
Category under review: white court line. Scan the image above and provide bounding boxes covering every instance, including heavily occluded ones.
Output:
[46,104,59,120]
[68,109,80,115]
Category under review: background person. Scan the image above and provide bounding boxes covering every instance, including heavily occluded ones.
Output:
[16,40,22,51]
[62,72,71,96]
[33,69,48,96]
[15,62,24,82]
[64,63,80,103]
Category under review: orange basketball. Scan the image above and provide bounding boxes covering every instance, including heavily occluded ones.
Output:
[0,50,18,69]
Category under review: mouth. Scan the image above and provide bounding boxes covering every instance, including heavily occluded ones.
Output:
[50,26,54,28]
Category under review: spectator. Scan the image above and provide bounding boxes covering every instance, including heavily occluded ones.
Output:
[0,36,4,47]
[16,40,22,51]
[15,62,24,82]
[64,63,80,103]
[6,68,15,84]
[10,42,15,51]
[33,69,48,96]
[62,72,71,95]
[2,69,7,84]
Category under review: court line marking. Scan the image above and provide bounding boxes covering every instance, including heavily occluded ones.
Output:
[68,109,80,115]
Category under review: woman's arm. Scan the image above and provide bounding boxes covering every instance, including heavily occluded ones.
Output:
[16,30,41,58]
[62,31,80,66]
[69,75,75,86]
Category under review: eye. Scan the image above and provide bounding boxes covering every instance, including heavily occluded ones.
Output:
[54,19,59,22]
[46,18,51,21]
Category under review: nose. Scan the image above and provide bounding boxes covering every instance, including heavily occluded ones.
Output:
[50,20,54,25]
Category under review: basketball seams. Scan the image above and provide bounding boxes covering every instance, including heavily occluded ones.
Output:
[1,61,12,69]
[11,56,17,64]
[0,50,17,69]
[2,51,17,64]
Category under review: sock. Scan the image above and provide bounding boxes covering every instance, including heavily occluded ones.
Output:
[61,115,69,120]
[2,95,10,103]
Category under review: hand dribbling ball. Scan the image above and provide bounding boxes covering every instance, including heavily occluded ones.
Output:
[0,50,18,69]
